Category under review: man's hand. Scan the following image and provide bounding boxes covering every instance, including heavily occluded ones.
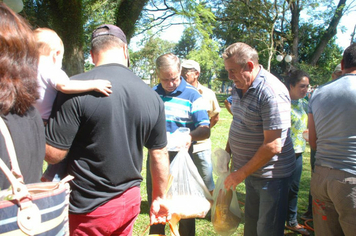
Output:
[224,170,246,190]
[223,129,282,190]
[183,133,192,149]
[150,197,172,225]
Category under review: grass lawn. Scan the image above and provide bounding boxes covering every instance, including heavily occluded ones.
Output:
[132,93,315,236]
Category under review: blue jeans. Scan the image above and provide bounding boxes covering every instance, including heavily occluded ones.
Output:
[244,175,291,236]
[286,154,303,226]
[192,149,215,192]
[42,159,68,182]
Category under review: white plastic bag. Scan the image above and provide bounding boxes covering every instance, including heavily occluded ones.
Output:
[211,148,241,236]
[166,149,213,219]
[166,127,190,151]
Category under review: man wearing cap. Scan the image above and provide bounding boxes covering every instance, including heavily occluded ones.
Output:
[332,63,342,80]
[181,59,221,194]
[45,24,171,235]
[147,53,210,236]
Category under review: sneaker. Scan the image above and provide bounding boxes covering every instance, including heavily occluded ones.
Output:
[285,224,310,235]
[300,211,313,221]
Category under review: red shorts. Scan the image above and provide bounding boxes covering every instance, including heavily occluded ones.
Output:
[69,186,141,236]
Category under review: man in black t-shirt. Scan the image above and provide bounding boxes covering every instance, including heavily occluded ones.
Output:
[45,24,170,235]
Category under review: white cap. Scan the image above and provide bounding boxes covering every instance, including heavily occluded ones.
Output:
[181,59,200,73]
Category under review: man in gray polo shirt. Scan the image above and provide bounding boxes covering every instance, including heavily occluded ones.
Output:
[222,42,295,236]
[308,43,356,235]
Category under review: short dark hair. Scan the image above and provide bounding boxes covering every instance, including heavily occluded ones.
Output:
[343,43,356,69]
[285,69,310,89]
[91,34,125,54]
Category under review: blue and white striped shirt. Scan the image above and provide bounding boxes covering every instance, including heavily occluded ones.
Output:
[154,78,210,134]
[229,67,295,178]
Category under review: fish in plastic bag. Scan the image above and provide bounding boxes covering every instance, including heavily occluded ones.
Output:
[166,149,213,219]
[211,148,241,236]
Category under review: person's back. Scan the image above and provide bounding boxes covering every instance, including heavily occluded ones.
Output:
[45,24,170,235]
[35,28,112,182]
[33,28,67,121]
[308,42,356,236]
[36,64,68,121]
[48,62,165,212]
[309,76,356,173]
[0,3,45,189]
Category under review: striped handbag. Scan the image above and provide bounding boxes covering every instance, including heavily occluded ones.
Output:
[0,117,73,236]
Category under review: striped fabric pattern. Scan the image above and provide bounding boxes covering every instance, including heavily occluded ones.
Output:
[154,78,210,134]
[0,182,70,236]
[229,67,295,178]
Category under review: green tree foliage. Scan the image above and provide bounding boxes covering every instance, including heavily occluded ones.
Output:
[130,33,176,86]
[21,0,147,76]
[19,0,354,85]
[22,0,85,76]
[174,27,198,58]
[185,38,224,87]
[208,0,351,85]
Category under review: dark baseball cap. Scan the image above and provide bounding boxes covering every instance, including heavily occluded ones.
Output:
[91,24,127,44]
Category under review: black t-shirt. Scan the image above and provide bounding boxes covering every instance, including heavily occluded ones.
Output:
[45,63,167,213]
[0,107,45,190]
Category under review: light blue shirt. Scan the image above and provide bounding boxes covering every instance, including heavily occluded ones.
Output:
[309,74,356,175]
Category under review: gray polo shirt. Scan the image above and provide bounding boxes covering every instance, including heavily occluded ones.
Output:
[229,66,295,178]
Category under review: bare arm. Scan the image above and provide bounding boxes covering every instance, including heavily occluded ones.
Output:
[149,147,171,225]
[190,125,210,141]
[225,139,231,155]
[308,113,317,151]
[210,113,219,128]
[45,144,68,164]
[224,129,282,190]
[56,79,112,96]
[224,99,233,115]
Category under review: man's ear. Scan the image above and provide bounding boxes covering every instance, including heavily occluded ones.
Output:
[90,50,96,65]
[123,45,130,67]
[195,71,200,79]
[246,61,255,72]
[123,45,128,60]
[341,59,344,71]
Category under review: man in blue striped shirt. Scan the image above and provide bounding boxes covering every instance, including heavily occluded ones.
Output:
[147,53,210,236]
[223,42,295,236]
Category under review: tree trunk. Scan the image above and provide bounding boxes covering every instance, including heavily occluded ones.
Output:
[310,0,346,66]
[290,0,300,66]
[116,0,149,43]
[49,0,84,76]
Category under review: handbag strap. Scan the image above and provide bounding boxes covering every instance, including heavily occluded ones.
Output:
[0,116,23,180]
[0,116,30,201]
